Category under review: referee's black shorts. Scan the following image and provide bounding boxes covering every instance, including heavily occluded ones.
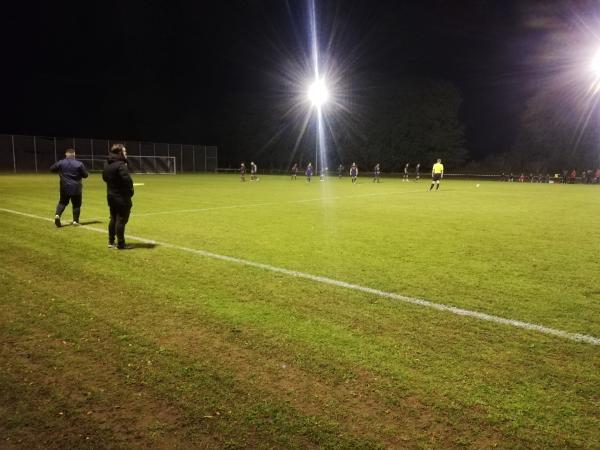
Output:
[432,173,442,181]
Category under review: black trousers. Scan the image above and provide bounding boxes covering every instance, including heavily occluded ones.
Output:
[55,192,82,221]
[107,196,132,245]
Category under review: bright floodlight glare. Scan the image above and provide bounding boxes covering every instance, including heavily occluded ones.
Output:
[308,79,329,107]
[591,49,600,76]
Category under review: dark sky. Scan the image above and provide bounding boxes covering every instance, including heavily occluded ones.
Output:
[0,1,548,160]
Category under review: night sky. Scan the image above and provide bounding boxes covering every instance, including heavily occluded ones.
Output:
[0,1,573,162]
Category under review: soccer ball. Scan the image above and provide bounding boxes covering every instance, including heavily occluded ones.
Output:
[476,183,480,188]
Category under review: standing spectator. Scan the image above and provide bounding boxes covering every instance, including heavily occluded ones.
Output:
[403,163,409,182]
[240,162,246,182]
[429,158,444,191]
[337,163,344,179]
[305,162,313,182]
[50,148,89,227]
[570,169,577,184]
[373,163,381,183]
[519,173,525,183]
[291,163,298,180]
[250,161,258,181]
[350,162,358,184]
[586,169,593,184]
[102,143,134,250]
[415,163,421,181]
[595,168,600,183]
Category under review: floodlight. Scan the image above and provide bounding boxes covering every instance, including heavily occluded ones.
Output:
[591,49,600,76]
[308,79,329,107]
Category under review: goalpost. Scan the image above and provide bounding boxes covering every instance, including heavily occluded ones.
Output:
[77,154,177,174]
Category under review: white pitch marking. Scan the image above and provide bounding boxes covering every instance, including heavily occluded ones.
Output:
[2,206,599,347]
[130,188,426,218]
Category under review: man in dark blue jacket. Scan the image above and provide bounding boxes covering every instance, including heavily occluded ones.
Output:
[102,143,134,249]
[50,148,89,227]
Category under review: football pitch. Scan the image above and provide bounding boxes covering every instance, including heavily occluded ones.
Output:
[1,173,599,448]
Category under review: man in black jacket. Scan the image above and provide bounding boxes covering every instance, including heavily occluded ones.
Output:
[50,148,89,227]
[102,143,134,249]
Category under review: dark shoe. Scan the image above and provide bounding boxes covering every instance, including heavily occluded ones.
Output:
[54,215,61,228]
[117,243,133,250]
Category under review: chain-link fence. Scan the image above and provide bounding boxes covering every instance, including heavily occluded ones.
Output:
[0,134,218,173]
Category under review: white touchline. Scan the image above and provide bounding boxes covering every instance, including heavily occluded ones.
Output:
[2,206,599,346]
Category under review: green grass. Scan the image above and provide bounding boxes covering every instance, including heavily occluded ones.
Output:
[1,173,599,448]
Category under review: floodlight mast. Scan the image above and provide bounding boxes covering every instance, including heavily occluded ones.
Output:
[307,78,329,174]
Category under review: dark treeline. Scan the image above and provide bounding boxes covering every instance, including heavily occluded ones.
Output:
[216,76,468,172]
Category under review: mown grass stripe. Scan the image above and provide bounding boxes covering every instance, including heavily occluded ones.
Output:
[2,206,599,347]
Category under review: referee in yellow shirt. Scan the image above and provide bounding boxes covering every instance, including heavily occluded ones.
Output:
[429,158,444,191]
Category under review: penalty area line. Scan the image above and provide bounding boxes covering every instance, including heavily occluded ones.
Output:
[1,206,599,347]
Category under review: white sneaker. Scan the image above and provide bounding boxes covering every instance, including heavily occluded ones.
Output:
[72,221,79,226]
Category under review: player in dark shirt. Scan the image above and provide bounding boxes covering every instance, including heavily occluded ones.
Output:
[350,163,358,184]
[305,162,313,182]
[373,163,380,183]
[50,148,89,227]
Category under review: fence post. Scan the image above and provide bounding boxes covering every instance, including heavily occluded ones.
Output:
[11,135,16,173]
[90,139,94,170]
[215,146,218,173]
[33,135,38,173]
[204,146,207,172]
[53,136,57,161]
[192,145,196,172]
[180,144,183,173]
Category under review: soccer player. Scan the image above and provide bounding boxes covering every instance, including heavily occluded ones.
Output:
[350,162,358,184]
[429,158,444,191]
[102,144,134,249]
[305,162,313,182]
[291,163,298,180]
[415,163,421,181]
[50,148,89,227]
[250,161,258,181]
[337,163,344,179]
[240,162,246,181]
[403,163,409,182]
[373,163,380,183]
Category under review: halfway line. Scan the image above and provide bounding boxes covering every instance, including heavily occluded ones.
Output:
[1,207,599,347]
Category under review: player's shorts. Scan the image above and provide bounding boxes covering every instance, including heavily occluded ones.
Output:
[432,173,442,181]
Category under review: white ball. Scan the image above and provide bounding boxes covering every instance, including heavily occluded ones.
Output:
[476,183,480,188]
